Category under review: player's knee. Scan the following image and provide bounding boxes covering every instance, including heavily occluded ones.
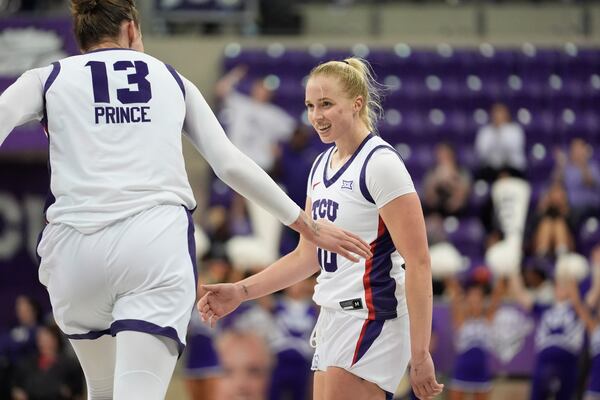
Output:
[114,370,168,400]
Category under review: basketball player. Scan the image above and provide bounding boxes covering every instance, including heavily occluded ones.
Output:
[0,1,372,399]
[198,58,443,400]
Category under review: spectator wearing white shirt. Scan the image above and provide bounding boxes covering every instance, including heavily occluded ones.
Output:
[216,65,296,174]
[215,65,298,260]
[475,103,526,182]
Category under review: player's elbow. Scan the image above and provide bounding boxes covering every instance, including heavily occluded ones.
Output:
[406,255,432,274]
[213,162,243,184]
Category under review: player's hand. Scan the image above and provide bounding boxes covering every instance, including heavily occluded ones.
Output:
[290,211,372,262]
[409,352,444,400]
[197,283,245,328]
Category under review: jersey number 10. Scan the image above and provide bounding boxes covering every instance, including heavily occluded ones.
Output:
[318,248,337,272]
[86,60,152,104]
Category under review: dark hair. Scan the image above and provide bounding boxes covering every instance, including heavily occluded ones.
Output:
[71,0,139,51]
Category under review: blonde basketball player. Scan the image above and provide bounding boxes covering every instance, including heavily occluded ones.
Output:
[198,58,443,400]
[0,2,372,399]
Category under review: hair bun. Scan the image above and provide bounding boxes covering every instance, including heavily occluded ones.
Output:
[72,0,100,14]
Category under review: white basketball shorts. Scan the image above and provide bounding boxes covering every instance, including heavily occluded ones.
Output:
[37,205,197,354]
[310,307,410,395]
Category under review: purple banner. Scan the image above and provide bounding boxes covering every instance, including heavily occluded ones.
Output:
[0,17,78,153]
[432,303,536,377]
[0,161,50,330]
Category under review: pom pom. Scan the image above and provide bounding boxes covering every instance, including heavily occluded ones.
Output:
[555,252,589,282]
[429,242,465,279]
[225,236,276,271]
[486,238,521,277]
[193,225,210,259]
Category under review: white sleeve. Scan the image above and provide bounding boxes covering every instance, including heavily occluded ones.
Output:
[366,148,416,209]
[180,76,301,225]
[0,68,45,147]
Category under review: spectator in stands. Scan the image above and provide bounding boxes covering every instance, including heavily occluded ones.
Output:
[508,271,585,400]
[0,296,43,399]
[580,245,600,400]
[183,255,234,400]
[552,137,600,227]
[273,126,322,253]
[423,142,471,217]
[1,296,42,363]
[215,64,298,256]
[475,103,526,182]
[269,277,318,400]
[215,65,296,175]
[11,323,83,400]
[531,182,574,258]
[216,329,273,400]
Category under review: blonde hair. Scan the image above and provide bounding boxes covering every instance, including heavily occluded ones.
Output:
[309,57,383,133]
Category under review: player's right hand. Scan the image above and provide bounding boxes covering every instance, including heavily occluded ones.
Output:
[409,352,444,400]
[197,283,245,328]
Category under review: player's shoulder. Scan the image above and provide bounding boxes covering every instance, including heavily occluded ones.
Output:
[364,135,403,164]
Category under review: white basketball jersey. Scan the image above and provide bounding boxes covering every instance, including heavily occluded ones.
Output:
[309,134,412,320]
[40,48,194,233]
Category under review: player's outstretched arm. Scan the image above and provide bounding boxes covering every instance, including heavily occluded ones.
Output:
[198,198,322,327]
[379,192,443,400]
[181,76,371,260]
[0,69,45,147]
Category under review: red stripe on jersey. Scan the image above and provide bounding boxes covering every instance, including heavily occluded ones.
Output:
[352,319,370,365]
[363,216,385,319]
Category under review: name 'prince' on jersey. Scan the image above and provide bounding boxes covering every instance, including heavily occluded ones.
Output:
[307,134,415,321]
[23,48,194,234]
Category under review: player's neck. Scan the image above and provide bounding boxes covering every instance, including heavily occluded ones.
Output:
[334,128,370,160]
[87,39,126,52]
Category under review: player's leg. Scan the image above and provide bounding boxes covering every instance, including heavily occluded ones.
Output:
[113,331,178,400]
[69,335,116,400]
[322,367,388,400]
[313,371,326,400]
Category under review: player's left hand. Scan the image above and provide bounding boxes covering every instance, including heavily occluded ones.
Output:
[409,352,444,400]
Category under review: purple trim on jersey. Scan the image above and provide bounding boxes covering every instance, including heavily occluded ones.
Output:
[385,391,394,400]
[359,145,404,204]
[41,62,61,218]
[368,218,398,320]
[185,208,198,286]
[309,150,327,189]
[165,64,186,98]
[111,319,185,356]
[323,133,373,188]
[351,319,384,366]
[41,62,61,130]
[65,329,111,340]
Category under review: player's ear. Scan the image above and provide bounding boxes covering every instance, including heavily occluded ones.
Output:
[353,96,364,114]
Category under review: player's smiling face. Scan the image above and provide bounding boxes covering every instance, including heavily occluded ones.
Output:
[305,75,357,144]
